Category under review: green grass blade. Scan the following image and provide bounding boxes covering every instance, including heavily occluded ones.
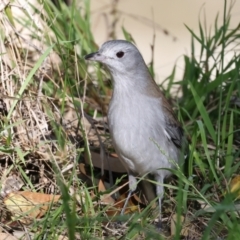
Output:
[189,82,216,144]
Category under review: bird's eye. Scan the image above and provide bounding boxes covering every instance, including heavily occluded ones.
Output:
[116,51,124,58]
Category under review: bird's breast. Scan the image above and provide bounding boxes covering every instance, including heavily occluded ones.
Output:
[107,93,175,175]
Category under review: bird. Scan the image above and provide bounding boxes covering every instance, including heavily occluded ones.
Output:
[85,40,186,225]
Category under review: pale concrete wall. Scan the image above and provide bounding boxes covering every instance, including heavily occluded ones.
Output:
[90,0,240,86]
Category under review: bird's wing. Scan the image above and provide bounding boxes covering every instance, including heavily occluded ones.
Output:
[164,113,184,149]
[163,104,189,160]
[141,77,188,153]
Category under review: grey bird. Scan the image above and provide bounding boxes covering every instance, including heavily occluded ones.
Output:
[85,40,186,224]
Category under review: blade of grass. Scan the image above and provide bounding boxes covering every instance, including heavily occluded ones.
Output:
[197,120,219,184]
[189,82,216,144]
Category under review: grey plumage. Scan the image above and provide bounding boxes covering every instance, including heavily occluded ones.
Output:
[85,40,186,224]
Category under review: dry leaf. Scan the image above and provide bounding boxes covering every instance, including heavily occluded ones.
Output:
[171,214,190,237]
[229,175,240,200]
[79,163,88,175]
[58,235,69,240]
[106,192,140,217]
[98,178,115,205]
[4,191,60,224]
[79,163,143,216]
[121,193,140,214]
[0,232,18,240]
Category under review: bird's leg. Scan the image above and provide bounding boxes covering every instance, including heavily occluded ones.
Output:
[155,175,164,228]
[121,174,137,215]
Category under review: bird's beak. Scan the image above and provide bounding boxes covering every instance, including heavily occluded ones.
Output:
[84,52,105,62]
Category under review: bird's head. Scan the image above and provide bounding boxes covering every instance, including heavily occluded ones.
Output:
[85,40,147,76]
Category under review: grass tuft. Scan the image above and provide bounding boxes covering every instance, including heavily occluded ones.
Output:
[0,0,239,239]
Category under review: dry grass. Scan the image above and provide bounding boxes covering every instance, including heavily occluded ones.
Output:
[0,0,239,239]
